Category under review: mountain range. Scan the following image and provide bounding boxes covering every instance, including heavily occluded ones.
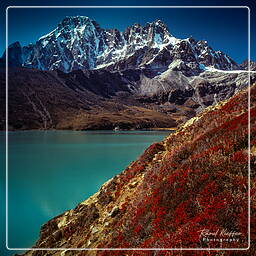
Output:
[2,16,242,74]
[0,16,255,131]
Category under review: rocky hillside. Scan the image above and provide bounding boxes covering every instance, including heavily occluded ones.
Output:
[22,84,256,255]
[1,67,255,130]
[2,16,239,75]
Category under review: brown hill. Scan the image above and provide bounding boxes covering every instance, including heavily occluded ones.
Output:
[0,67,178,130]
[1,67,255,131]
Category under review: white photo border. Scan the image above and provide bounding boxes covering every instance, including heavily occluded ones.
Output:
[5,5,251,251]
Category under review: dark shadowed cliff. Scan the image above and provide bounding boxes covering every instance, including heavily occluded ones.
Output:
[22,83,256,255]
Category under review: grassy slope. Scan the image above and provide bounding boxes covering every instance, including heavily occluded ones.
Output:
[24,84,256,256]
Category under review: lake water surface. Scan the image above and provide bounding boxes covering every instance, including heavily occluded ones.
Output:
[0,130,171,254]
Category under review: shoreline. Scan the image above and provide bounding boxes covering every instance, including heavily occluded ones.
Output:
[145,127,177,131]
[1,127,177,132]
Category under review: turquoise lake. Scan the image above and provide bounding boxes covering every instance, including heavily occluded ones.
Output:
[0,130,171,255]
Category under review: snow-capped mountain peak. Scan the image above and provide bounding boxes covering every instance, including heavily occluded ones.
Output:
[4,16,240,74]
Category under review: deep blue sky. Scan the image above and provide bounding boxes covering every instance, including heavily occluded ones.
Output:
[0,0,255,63]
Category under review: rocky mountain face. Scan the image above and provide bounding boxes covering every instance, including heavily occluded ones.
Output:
[3,16,239,75]
[22,84,256,255]
[1,41,23,67]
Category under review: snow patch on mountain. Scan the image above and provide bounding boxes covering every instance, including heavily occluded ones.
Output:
[5,16,240,74]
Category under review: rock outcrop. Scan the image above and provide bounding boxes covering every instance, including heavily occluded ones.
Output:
[240,60,256,71]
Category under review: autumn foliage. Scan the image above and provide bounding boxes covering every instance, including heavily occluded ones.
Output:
[96,85,256,255]
[26,85,256,256]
